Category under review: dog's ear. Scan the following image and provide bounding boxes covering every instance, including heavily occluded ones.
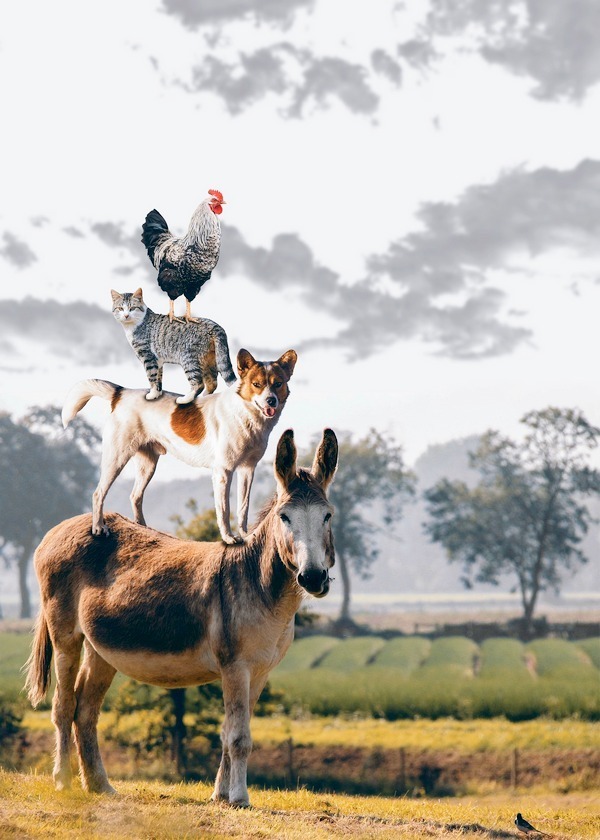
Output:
[277,349,297,379]
[110,289,121,301]
[311,428,338,490]
[237,349,256,375]
[275,429,297,492]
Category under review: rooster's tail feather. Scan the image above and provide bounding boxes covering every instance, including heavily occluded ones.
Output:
[142,209,170,265]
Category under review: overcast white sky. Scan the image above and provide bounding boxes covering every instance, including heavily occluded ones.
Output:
[1,0,600,479]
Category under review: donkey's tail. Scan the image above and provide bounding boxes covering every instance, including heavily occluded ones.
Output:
[213,326,237,386]
[24,612,53,708]
[62,379,123,428]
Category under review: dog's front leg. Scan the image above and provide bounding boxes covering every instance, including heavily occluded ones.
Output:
[236,466,255,538]
[213,467,242,545]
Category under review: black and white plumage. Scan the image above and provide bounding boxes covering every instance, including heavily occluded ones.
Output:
[141,189,225,323]
[515,813,550,836]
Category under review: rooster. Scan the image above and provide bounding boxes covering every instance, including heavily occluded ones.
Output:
[141,189,226,323]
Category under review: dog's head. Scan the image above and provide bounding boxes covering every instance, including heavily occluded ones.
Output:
[236,349,297,419]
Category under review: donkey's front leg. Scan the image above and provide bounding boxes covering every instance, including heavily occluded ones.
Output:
[214,667,252,807]
[211,716,230,803]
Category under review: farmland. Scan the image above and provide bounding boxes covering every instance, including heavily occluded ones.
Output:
[271,634,600,719]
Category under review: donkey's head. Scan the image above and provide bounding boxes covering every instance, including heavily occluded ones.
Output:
[274,428,338,597]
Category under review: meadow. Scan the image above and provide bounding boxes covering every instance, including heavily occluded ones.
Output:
[1,771,599,839]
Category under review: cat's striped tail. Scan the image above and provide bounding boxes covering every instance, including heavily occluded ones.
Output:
[62,379,123,428]
[213,325,237,386]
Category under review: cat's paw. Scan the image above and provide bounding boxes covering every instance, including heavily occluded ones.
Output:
[176,393,196,405]
[145,389,162,401]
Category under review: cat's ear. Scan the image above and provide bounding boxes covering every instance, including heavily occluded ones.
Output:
[133,288,143,299]
[110,289,121,302]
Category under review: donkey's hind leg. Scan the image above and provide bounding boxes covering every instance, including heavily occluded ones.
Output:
[51,630,84,790]
[73,640,117,794]
[130,444,161,526]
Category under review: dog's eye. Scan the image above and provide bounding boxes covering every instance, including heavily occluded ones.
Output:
[252,382,262,389]
[273,381,283,389]
[324,512,332,524]
[280,513,290,524]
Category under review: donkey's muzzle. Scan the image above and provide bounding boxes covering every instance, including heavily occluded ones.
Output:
[297,567,329,597]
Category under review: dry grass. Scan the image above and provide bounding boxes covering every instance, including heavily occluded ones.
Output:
[0,771,598,839]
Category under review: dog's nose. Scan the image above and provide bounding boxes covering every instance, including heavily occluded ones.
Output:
[266,396,277,408]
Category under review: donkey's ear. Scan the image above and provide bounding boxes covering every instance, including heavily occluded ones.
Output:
[275,429,297,492]
[237,348,256,375]
[311,428,338,490]
[277,349,297,379]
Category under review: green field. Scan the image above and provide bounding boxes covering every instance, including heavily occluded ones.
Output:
[270,634,600,720]
[2,630,599,720]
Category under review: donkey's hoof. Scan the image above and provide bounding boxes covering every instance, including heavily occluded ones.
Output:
[229,799,251,809]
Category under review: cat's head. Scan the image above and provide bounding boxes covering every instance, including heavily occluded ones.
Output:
[111,288,147,327]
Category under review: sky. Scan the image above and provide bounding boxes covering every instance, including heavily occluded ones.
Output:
[1,0,600,482]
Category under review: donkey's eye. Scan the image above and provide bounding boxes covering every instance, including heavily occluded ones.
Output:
[280,513,290,524]
[324,512,332,524]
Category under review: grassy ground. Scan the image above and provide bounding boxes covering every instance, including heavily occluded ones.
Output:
[1,771,599,839]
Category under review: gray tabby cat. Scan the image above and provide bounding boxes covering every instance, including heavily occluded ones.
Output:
[111,288,236,404]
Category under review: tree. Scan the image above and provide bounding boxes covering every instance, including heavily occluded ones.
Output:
[424,407,600,637]
[303,429,415,626]
[0,407,99,617]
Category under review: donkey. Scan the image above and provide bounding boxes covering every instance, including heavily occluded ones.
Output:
[26,428,337,807]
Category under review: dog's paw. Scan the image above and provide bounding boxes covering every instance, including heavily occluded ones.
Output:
[221,534,244,545]
[91,525,110,538]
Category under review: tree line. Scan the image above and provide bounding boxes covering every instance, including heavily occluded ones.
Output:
[0,405,598,637]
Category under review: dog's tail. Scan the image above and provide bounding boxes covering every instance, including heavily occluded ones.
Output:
[212,326,237,386]
[24,611,53,708]
[62,379,123,428]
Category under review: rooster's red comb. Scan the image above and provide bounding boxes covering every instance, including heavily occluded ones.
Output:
[208,189,224,202]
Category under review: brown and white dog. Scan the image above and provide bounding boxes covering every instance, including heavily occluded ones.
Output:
[62,348,297,544]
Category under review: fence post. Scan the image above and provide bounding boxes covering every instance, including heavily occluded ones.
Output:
[286,736,294,786]
[511,747,519,789]
[399,747,406,791]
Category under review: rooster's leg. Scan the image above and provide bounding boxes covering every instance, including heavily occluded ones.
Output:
[168,300,184,323]
[184,300,200,324]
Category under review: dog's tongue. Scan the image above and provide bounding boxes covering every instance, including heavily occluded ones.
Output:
[264,406,276,418]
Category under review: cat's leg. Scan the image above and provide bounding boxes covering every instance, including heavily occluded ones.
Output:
[199,359,218,395]
[130,445,160,526]
[176,353,204,405]
[143,352,162,400]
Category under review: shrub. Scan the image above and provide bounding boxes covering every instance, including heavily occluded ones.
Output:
[317,637,386,671]
[276,635,340,671]
[371,637,431,673]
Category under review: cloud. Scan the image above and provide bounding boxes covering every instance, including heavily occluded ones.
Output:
[0,298,125,364]
[371,49,403,85]
[220,160,600,359]
[0,232,37,269]
[426,0,600,100]
[188,45,380,116]
[161,0,314,29]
